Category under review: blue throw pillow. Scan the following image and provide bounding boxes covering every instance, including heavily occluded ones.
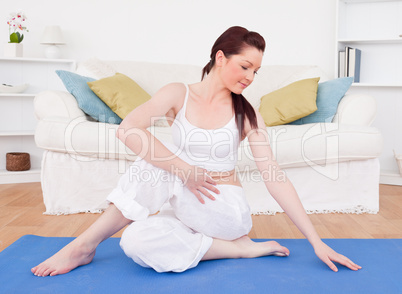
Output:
[56,70,122,124]
[289,77,353,124]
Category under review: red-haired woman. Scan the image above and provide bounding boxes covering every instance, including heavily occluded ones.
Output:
[32,26,361,276]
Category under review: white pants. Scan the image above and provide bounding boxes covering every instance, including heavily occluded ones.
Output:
[107,142,252,272]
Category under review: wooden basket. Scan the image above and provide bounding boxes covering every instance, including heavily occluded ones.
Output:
[6,152,31,171]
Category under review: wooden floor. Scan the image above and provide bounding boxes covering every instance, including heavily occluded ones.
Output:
[0,182,401,252]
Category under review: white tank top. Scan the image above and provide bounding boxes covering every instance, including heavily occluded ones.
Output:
[171,84,240,172]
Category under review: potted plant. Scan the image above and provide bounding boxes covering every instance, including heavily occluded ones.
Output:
[5,11,28,57]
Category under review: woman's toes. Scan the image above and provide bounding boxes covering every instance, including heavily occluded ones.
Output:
[274,251,289,257]
[280,246,290,256]
[35,264,52,277]
[34,267,42,276]
[38,268,47,277]
[278,246,290,256]
[266,241,289,257]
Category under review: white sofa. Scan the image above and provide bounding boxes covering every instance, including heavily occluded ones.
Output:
[34,60,383,215]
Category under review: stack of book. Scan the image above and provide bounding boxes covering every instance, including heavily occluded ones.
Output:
[338,47,361,82]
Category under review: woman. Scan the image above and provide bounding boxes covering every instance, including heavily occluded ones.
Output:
[32,26,361,276]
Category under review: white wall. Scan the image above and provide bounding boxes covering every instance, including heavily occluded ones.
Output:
[1,0,336,78]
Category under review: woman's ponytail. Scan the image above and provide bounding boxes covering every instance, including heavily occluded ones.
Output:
[201,59,214,81]
[231,93,258,141]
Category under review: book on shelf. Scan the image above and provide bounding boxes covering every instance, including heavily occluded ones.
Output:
[348,47,361,83]
[338,46,361,83]
[338,51,346,78]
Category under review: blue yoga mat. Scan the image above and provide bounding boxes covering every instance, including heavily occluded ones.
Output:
[0,235,401,294]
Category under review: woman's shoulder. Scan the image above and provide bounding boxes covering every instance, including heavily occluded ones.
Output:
[150,82,187,106]
[150,83,188,117]
[156,82,187,97]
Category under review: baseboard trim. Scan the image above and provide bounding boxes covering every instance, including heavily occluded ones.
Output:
[0,169,41,184]
[380,170,402,186]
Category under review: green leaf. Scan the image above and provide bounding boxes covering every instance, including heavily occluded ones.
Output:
[9,32,18,43]
[9,32,24,43]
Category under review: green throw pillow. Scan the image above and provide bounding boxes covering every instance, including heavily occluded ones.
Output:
[87,73,151,119]
[259,77,320,126]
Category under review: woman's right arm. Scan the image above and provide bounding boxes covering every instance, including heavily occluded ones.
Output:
[116,83,218,203]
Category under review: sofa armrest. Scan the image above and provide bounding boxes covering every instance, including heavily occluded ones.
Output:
[34,90,87,121]
[332,93,376,126]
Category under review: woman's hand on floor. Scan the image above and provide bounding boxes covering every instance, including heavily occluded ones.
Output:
[314,241,362,272]
[183,166,220,204]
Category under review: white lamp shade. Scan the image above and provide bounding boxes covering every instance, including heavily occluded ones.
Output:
[40,26,65,45]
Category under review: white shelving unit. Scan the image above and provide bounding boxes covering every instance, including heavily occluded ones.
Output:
[336,0,402,186]
[0,57,75,184]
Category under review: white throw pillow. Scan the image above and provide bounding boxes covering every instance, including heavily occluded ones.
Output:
[75,58,117,79]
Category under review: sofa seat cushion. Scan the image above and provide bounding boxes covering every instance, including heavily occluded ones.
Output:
[237,123,383,170]
[35,118,176,160]
[35,118,382,170]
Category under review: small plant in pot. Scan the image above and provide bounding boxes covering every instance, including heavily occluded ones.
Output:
[5,11,28,57]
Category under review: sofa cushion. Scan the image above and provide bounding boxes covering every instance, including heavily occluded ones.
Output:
[35,117,383,170]
[290,77,353,124]
[259,77,320,126]
[237,123,383,171]
[56,70,122,124]
[87,73,151,119]
[332,93,376,126]
[75,57,117,79]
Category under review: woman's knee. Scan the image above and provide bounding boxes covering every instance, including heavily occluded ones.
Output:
[120,223,144,257]
[120,218,173,259]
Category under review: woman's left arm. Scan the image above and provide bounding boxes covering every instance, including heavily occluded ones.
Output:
[245,111,361,272]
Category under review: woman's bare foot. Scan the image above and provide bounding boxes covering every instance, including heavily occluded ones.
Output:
[234,235,290,258]
[31,239,96,277]
[31,204,133,277]
[202,235,290,261]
